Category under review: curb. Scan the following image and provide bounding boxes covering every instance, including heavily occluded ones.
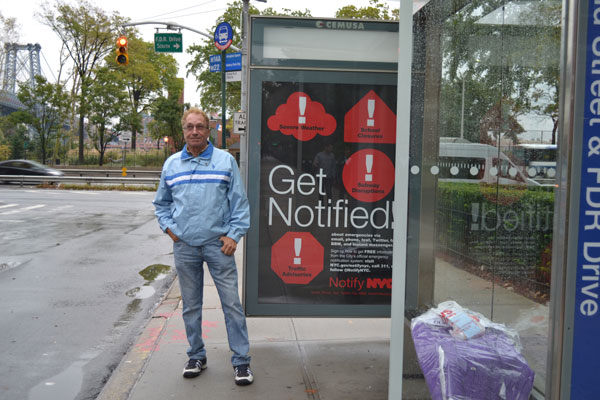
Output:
[97,279,181,400]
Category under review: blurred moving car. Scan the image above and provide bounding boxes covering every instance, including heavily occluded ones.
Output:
[0,160,64,183]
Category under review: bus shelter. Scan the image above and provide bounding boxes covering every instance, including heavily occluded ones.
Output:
[242,1,597,398]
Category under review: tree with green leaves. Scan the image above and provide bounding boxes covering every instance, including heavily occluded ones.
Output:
[0,12,21,85]
[520,1,561,144]
[111,35,179,150]
[336,0,399,20]
[150,77,186,152]
[39,0,125,164]
[14,76,69,164]
[438,0,560,144]
[87,66,128,165]
[0,115,29,159]
[186,1,310,114]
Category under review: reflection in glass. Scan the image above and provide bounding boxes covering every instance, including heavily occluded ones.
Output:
[411,0,561,396]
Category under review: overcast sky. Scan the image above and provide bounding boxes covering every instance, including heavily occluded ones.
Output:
[3,0,401,105]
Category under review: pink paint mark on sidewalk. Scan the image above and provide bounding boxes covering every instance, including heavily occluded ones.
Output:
[134,326,163,353]
[167,329,188,344]
[167,321,220,343]
[202,320,219,339]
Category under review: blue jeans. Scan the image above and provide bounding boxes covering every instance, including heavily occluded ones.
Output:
[173,238,250,367]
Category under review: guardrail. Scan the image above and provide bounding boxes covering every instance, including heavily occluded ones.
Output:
[59,169,162,178]
[0,175,160,186]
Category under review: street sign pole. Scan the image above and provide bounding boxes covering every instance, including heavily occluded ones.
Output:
[214,21,233,150]
[221,49,227,149]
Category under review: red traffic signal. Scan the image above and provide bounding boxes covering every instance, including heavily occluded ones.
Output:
[116,36,129,65]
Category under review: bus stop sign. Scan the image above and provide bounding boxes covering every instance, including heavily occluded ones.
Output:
[214,22,233,51]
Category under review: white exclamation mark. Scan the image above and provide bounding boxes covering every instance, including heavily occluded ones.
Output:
[365,154,373,182]
[298,96,306,124]
[367,99,375,127]
[294,238,302,265]
[471,203,480,230]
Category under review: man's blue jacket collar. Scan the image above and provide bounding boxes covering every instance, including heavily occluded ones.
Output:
[181,141,214,160]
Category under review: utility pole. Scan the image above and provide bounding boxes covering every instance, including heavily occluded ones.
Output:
[240,1,250,186]
[240,0,266,186]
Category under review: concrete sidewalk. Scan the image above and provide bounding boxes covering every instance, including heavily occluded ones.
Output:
[96,241,416,400]
[97,242,546,400]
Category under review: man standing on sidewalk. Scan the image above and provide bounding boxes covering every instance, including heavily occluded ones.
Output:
[153,107,254,386]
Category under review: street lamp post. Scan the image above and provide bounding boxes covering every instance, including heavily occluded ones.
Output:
[460,78,465,139]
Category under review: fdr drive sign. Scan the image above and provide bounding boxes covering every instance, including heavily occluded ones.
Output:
[154,33,182,53]
[569,2,600,398]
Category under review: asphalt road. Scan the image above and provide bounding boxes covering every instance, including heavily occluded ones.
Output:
[0,186,176,400]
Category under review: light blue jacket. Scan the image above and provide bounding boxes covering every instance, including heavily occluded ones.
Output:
[153,142,250,246]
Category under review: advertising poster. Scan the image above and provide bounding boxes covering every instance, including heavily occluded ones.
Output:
[257,81,397,305]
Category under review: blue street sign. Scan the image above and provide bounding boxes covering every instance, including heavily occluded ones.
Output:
[214,22,233,51]
[209,52,242,72]
[570,2,600,398]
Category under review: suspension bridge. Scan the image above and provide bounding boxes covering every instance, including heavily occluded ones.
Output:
[0,42,42,116]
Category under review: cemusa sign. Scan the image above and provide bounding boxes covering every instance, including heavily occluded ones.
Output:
[315,20,366,30]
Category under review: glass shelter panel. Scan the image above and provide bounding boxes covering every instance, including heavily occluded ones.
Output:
[407,0,561,396]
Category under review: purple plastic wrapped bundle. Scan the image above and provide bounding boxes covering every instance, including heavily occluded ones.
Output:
[411,302,535,400]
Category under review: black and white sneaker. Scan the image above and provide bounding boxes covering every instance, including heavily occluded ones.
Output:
[182,358,207,378]
[234,364,254,386]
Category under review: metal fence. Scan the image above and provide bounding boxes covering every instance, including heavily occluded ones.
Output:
[0,175,159,186]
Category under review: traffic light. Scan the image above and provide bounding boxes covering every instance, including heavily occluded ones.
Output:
[116,36,129,65]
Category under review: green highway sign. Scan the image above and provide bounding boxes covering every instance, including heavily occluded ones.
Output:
[154,33,183,53]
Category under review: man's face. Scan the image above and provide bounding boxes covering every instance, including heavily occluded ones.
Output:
[183,112,210,151]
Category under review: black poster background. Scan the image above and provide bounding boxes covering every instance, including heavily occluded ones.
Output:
[258,81,397,305]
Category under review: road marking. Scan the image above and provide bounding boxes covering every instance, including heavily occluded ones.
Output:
[0,204,46,215]
[53,205,74,211]
[21,205,46,210]
[72,191,99,195]
[23,190,61,195]
[0,210,20,215]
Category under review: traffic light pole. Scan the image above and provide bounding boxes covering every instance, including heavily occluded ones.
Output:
[120,21,240,51]
[120,21,239,151]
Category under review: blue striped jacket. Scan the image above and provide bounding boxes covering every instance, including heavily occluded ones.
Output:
[153,142,250,246]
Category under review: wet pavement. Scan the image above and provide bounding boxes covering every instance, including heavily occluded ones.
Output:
[97,236,548,400]
[0,189,175,400]
[97,237,414,400]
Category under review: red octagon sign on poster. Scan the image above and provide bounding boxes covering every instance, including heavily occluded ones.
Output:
[342,149,395,202]
[271,232,324,285]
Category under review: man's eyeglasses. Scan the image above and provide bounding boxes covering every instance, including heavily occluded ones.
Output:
[184,124,208,132]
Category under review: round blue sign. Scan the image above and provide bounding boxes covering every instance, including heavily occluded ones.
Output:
[214,22,233,51]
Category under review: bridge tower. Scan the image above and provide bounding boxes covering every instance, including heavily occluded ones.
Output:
[0,42,42,115]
